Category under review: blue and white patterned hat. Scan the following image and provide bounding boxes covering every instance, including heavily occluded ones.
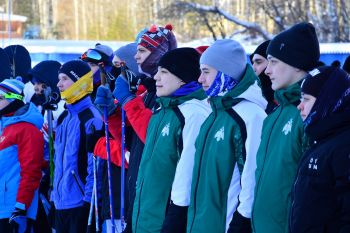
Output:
[0,78,25,102]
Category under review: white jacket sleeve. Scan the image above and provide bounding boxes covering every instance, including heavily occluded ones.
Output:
[234,101,266,218]
[171,99,211,206]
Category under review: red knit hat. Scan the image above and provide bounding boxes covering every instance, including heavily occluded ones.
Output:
[195,45,209,55]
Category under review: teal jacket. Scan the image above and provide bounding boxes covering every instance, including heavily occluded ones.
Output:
[187,66,267,233]
[132,89,209,233]
[252,82,304,233]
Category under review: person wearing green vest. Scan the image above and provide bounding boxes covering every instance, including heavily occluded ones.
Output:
[132,48,211,233]
[187,39,267,233]
[251,22,320,233]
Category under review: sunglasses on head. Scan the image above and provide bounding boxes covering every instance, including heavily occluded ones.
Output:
[81,49,103,63]
[0,92,23,101]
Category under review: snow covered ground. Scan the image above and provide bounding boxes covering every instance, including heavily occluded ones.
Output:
[2,38,350,66]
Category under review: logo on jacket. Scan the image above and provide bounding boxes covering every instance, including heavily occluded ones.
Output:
[308,157,318,170]
[282,118,293,135]
[0,136,5,143]
[214,127,224,142]
[161,123,170,137]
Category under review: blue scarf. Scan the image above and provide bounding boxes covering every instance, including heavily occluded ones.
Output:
[172,81,201,97]
[205,71,238,97]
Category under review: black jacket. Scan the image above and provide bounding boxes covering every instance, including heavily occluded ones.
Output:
[124,77,158,233]
[290,110,350,233]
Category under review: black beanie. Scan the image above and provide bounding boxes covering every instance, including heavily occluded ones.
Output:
[158,47,200,83]
[30,60,61,87]
[250,40,270,62]
[58,60,91,82]
[267,22,320,71]
[301,66,335,97]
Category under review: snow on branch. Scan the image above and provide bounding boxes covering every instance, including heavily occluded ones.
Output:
[175,1,272,40]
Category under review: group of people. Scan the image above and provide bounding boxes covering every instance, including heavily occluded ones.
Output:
[0,21,349,233]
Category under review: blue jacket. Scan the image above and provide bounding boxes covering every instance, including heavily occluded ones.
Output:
[0,103,44,219]
[52,96,103,210]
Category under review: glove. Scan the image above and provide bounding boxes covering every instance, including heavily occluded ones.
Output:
[94,85,116,116]
[227,211,252,233]
[9,207,27,233]
[113,76,135,107]
[39,171,50,195]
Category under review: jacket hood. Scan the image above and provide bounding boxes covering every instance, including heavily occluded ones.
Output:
[29,60,61,102]
[305,108,350,141]
[1,102,43,130]
[224,65,267,110]
[0,48,12,82]
[274,81,301,106]
[157,88,207,108]
[4,45,32,83]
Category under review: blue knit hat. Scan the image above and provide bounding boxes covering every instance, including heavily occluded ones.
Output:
[0,78,25,102]
[114,43,140,75]
[58,60,91,82]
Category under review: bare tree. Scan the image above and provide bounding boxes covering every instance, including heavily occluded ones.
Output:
[163,1,271,40]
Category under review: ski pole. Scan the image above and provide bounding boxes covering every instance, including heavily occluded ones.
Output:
[119,64,129,231]
[93,155,101,232]
[99,63,116,232]
[87,180,95,233]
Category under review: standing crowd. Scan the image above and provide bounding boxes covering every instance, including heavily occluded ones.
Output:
[0,21,349,233]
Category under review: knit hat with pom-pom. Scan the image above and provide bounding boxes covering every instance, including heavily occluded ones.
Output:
[137,24,177,53]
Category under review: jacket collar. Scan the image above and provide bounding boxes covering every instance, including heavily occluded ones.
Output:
[66,95,92,114]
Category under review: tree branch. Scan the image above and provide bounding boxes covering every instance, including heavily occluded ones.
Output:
[174,1,271,40]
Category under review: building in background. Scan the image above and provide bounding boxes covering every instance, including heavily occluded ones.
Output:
[0,12,27,39]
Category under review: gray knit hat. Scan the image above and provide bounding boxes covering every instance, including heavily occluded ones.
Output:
[114,43,139,75]
[200,39,247,81]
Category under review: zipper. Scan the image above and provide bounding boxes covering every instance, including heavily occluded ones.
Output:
[188,108,216,233]
[71,170,84,196]
[56,113,72,200]
[134,108,164,231]
[289,144,316,232]
[134,180,144,233]
[252,105,283,232]
[149,108,164,160]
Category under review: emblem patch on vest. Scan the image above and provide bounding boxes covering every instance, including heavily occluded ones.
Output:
[282,118,293,135]
[214,126,224,142]
[161,123,170,137]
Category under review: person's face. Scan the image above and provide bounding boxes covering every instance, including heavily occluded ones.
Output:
[198,64,217,91]
[135,45,151,65]
[87,62,99,74]
[298,93,317,120]
[0,95,10,111]
[154,67,184,97]
[34,82,47,95]
[57,73,75,92]
[112,55,123,67]
[252,54,268,76]
[0,95,10,110]
[265,55,301,90]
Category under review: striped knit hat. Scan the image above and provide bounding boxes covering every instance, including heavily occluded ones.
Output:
[0,78,25,102]
[137,24,177,53]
